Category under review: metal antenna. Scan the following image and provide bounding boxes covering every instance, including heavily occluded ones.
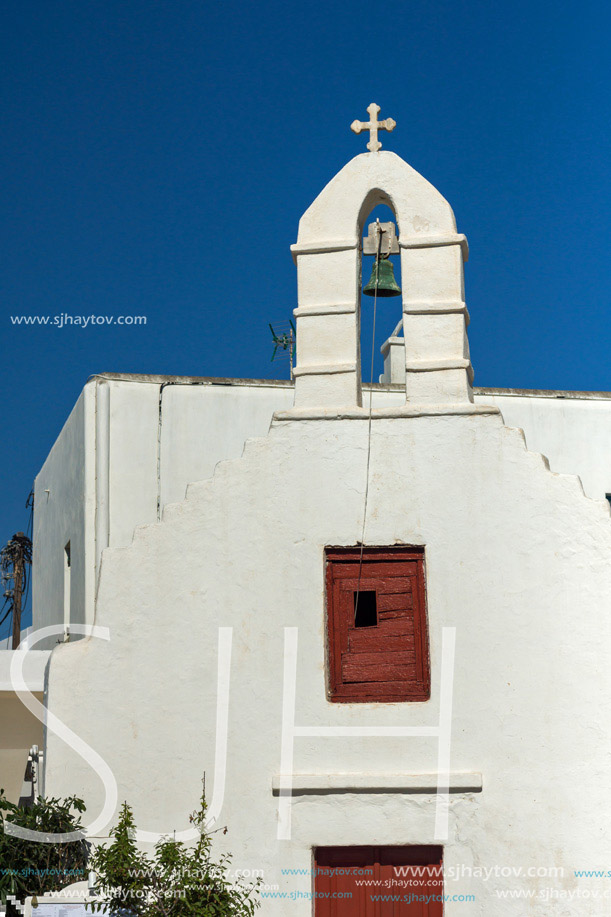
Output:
[269,321,296,379]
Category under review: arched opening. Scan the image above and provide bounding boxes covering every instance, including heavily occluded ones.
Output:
[358,201,403,387]
[290,152,469,413]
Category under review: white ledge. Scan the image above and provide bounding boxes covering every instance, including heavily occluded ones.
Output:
[403,300,469,321]
[291,234,469,262]
[272,773,482,795]
[380,336,404,356]
[405,358,471,373]
[399,233,469,261]
[294,303,357,318]
[291,240,356,262]
[292,363,357,377]
[274,404,500,421]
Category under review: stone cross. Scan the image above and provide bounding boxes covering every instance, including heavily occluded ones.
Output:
[351,103,396,152]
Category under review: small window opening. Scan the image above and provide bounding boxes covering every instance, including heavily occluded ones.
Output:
[63,541,71,639]
[354,590,377,628]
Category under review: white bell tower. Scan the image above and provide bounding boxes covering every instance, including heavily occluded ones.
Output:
[282,108,487,419]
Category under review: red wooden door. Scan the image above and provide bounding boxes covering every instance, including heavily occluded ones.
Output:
[314,846,443,916]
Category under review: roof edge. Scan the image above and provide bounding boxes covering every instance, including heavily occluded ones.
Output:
[87,373,611,400]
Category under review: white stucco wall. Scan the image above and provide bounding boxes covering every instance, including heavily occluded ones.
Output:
[43,410,611,914]
[106,378,160,547]
[33,386,95,645]
[31,377,296,634]
[479,390,611,502]
[32,376,611,644]
[158,379,295,507]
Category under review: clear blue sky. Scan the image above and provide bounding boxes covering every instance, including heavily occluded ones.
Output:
[1,0,609,633]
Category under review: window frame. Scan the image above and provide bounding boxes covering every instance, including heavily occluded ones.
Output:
[325,546,430,703]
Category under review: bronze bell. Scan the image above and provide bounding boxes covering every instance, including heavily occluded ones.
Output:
[363,257,401,297]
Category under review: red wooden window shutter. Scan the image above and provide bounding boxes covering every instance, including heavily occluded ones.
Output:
[325,547,430,702]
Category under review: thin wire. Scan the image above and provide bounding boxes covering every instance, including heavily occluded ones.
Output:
[354,222,381,623]
[25,491,34,625]
[0,600,12,628]
[26,488,34,539]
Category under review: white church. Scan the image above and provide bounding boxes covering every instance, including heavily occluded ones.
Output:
[3,105,611,914]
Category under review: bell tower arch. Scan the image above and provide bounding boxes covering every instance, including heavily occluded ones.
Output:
[287,150,478,416]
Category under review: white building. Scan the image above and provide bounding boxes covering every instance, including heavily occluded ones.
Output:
[31,374,611,645]
[6,133,611,913]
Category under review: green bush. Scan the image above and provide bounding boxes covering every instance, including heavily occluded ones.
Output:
[0,790,90,903]
[90,789,260,917]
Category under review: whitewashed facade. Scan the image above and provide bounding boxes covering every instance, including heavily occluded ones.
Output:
[32,375,611,642]
[19,148,611,913]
